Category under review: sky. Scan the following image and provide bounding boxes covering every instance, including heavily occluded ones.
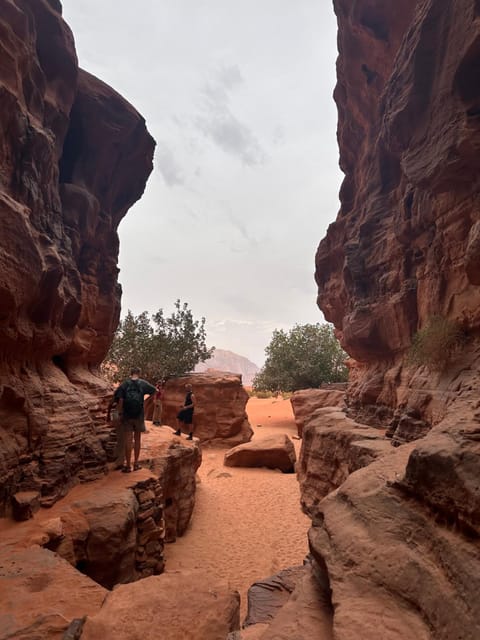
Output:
[61,0,343,366]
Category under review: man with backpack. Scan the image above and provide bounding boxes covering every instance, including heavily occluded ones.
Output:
[114,367,156,472]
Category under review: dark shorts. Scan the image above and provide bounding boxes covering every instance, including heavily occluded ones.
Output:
[122,416,146,433]
[177,409,193,425]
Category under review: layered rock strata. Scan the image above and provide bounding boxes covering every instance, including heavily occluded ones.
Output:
[0,0,155,514]
[309,1,480,638]
[290,388,345,437]
[159,373,253,446]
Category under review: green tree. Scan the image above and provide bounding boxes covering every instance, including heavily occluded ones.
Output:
[103,300,213,383]
[253,323,348,392]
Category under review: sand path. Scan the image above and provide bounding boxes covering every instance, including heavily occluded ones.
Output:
[163,397,310,619]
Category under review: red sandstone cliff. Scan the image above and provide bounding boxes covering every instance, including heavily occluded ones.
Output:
[309,2,480,638]
[0,0,155,514]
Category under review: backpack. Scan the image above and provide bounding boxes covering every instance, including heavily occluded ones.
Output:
[122,380,144,418]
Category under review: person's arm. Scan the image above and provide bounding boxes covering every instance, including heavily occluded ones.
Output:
[142,381,157,397]
[186,393,195,409]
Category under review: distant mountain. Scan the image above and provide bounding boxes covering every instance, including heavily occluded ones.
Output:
[195,348,260,386]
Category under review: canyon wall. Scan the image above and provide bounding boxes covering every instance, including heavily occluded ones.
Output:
[309,1,480,638]
[0,0,155,514]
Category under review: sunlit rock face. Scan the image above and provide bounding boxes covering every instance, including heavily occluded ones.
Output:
[0,0,155,513]
[307,3,480,638]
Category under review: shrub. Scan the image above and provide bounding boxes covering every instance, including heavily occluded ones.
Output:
[408,316,465,370]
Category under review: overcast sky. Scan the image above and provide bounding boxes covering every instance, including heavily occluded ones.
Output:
[62,0,342,366]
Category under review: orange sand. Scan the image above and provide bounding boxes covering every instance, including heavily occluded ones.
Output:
[163,397,311,619]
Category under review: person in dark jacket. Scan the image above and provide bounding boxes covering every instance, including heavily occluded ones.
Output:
[174,383,195,440]
[115,367,155,471]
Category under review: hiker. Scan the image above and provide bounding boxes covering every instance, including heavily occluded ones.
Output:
[174,383,195,440]
[152,379,164,426]
[115,367,156,472]
[107,393,124,469]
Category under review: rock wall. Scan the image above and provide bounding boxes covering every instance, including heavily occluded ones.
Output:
[0,0,155,513]
[308,2,480,638]
[316,0,480,423]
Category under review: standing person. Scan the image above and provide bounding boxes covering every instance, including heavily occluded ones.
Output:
[152,380,164,426]
[115,367,156,472]
[174,383,195,440]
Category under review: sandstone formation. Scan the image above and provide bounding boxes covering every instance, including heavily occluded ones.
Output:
[159,373,253,446]
[0,429,201,638]
[242,564,333,640]
[308,1,480,638]
[0,546,106,640]
[298,407,392,515]
[224,434,296,473]
[80,571,240,640]
[290,388,345,437]
[0,0,155,515]
[243,565,306,627]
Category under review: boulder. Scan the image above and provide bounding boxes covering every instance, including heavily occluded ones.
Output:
[81,571,240,640]
[159,373,253,446]
[224,434,296,473]
[290,388,345,437]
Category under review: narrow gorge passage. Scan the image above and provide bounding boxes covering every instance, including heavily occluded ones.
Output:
[162,397,310,619]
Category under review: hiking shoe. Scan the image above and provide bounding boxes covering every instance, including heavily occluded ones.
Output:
[133,463,141,471]
[174,430,181,436]
[186,434,193,440]
[121,466,131,473]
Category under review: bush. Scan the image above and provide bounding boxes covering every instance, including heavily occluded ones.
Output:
[253,323,348,393]
[408,316,465,370]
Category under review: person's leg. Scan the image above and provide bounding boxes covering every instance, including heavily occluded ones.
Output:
[174,417,182,436]
[123,427,133,471]
[186,420,193,440]
[133,431,141,468]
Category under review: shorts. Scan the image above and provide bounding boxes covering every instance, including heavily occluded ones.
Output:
[177,409,193,425]
[122,416,146,433]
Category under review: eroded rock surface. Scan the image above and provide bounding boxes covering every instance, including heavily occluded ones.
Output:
[310,2,480,638]
[298,407,392,515]
[290,388,345,437]
[159,373,253,446]
[0,546,106,640]
[81,571,240,640]
[0,0,155,514]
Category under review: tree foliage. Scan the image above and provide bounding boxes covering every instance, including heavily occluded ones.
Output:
[103,300,214,383]
[253,323,348,392]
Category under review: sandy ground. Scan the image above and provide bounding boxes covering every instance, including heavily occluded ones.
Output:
[163,397,311,619]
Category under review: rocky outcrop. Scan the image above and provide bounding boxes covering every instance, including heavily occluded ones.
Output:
[242,564,333,640]
[0,0,155,514]
[224,434,296,473]
[298,408,392,515]
[244,565,306,627]
[160,373,253,446]
[143,438,202,541]
[290,388,345,437]
[0,546,106,640]
[308,2,480,638]
[80,571,240,640]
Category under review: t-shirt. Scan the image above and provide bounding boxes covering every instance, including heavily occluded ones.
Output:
[115,378,156,419]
